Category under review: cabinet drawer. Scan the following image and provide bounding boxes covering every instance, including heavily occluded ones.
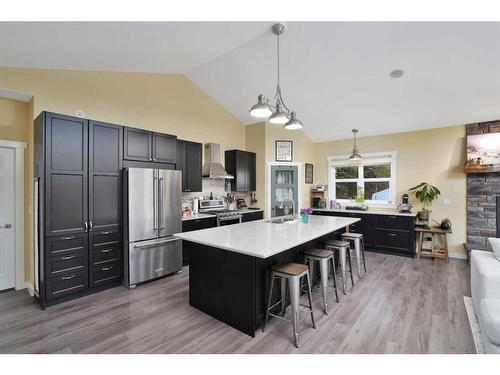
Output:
[91,243,122,265]
[91,229,121,246]
[90,262,122,287]
[375,229,411,252]
[182,217,217,232]
[376,215,414,231]
[45,234,87,258]
[242,211,264,222]
[46,270,88,300]
[45,251,88,277]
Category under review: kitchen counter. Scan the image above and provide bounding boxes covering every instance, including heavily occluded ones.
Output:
[175,215,358,259]
[179,214,358,337]
[313,207,418,217]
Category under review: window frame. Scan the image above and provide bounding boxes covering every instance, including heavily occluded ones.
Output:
[327,151,397,207]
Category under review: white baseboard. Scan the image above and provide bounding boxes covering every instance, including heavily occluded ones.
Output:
[25,283,34,296]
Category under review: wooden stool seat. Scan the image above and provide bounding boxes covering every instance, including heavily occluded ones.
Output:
[325,239,350,248]
[303,248,333,258]
[341,232,363,239]
[271,262,308,276]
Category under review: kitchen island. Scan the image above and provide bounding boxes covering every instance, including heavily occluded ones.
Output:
[174,215,359,336]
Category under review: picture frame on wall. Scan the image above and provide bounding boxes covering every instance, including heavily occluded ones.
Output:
[275,140,293,162]
[305,163,313,184]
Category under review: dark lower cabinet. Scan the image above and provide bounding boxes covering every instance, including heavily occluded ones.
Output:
[181,217,218,265]
[35,112,123,308]
[312,210,415,256]
[241,210,264,222]
[176,140,202,192]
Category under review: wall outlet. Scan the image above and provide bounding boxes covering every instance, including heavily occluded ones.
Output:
[443,198,451,205]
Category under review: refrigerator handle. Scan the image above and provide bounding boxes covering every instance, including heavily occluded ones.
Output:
[153,174,158,230]
[159,177,164,229]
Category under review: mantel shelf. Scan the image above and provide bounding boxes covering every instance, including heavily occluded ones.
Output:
[464,165,500,174]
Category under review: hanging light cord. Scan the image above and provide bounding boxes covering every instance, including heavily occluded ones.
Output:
[274,32,290,112]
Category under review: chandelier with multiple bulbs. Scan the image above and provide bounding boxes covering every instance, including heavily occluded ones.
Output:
[249,23,303,130]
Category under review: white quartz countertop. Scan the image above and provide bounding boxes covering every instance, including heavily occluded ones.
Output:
[174,215,359,259]
[312,208,418,217]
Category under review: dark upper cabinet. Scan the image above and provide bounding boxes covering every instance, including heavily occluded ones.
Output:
[88,121,123,233]
[124,127,176,164]
[45,113,89,236]
[152,132,177,163]
[176,140,202,192]
[225,150,256,192]
[123,127,152,162]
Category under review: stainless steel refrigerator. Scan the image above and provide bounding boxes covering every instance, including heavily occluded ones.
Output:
[124,167,182,288]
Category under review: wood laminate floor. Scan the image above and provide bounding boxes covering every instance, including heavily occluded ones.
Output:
[0,252,475,354]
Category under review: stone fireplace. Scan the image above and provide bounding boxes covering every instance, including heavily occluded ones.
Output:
[466,122,500,250]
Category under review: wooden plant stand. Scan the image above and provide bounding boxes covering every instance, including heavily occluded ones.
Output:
[416,226,452,262]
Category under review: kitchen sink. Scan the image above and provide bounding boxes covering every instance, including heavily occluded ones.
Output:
[265,216,298,224]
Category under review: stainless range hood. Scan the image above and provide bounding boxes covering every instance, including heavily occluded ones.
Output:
[201,143,234,179]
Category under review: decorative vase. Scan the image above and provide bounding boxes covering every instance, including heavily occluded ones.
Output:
[301,214,309,223]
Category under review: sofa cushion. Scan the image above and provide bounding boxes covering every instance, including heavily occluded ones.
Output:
[489,238,500,262]
[471,250,500,314]
[480,299,500,346]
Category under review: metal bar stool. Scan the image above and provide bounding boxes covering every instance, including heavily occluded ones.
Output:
[325,240,355,295]
[303,248,339,315]
[262,263,316,348]
[341,232,367,278]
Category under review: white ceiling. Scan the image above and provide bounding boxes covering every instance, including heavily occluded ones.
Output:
[2,22,500,141]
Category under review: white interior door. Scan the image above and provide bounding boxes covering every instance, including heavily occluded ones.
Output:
[0,147,15,290]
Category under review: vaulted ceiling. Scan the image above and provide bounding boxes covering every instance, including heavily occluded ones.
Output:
[2,22,500,141]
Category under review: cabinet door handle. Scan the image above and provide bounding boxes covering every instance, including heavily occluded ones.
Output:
[100,231,112,235]
[61,236,75,240]
[101,248,113,253]
[387,233,396,237]
[61,256,75,260]
[390,216,397,219]
[101,266,113,271]
[84,222,88,232]
[61,275,75,280]
[89,221,93,232]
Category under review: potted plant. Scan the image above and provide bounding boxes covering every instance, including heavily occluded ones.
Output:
[300,208,313,223]
[354,186,365,204]
[408,182,441,221]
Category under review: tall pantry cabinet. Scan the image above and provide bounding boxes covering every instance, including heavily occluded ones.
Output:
[35,112,123,308]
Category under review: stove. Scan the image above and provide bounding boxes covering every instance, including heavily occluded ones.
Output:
[199,199,243,226]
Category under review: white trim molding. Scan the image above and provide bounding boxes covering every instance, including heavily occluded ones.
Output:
[0,139,28,291]
[266,161,303,219]
[327,151,398,208]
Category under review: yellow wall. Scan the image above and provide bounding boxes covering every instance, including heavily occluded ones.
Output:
[313,125,467,257]
[0,96,33,282]
[0,68,247,286]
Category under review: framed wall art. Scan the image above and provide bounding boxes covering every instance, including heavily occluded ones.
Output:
[275,140,293,162]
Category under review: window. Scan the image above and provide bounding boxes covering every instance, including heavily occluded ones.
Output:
[328,152,397,205]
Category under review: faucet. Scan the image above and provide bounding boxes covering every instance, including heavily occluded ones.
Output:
[279,198,295,219]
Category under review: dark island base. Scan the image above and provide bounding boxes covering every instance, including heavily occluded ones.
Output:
[186,232,337,337]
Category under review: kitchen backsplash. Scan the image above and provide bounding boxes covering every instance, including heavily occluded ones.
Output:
[181,178,255,208]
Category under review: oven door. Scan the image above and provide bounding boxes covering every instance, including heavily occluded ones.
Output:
[217,216,242,226]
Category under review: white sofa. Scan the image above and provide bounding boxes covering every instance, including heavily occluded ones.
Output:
[471,249,500,354]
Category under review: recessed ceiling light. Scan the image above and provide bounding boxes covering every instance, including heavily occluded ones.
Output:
[390,69,404,78]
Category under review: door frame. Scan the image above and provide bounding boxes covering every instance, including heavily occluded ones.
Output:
[266,161,303,219]
[0,139,27,291]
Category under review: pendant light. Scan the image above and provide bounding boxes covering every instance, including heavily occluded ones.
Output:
[249,23,304,130]
[284,111,303,130]
[348,129,362,160]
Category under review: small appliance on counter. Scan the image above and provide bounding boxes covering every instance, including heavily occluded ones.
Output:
[433,218,452,231]
[312,196,323,208]
[397,193,413,213]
